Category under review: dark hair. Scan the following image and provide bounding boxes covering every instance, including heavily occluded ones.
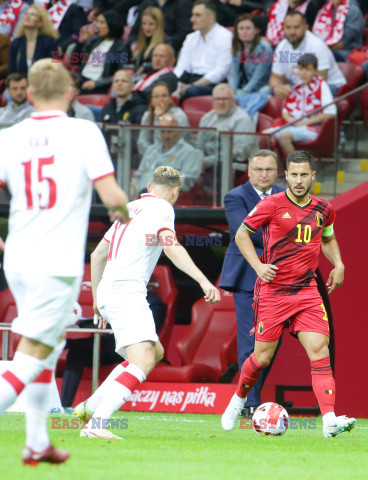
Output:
[193,0,217,16]
[285,11,307,23]
[249,149,278,166]
[6,72,27,87]
[70,72,80,88]
[100,10,124,39]
[232,13,260,55]
[297,53,318,69]
[286,150,315,170]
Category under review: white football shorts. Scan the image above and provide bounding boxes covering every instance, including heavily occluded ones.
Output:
[97,279,158,357]
[5,272,82,348]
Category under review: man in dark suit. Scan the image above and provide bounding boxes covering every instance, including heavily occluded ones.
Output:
[219,149,284,416]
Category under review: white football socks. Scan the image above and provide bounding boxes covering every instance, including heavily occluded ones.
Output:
[0,351,46,415]
[87,364,146,429]
[86,363,126,412]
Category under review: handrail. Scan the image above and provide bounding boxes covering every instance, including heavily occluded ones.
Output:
[0,323,111,393]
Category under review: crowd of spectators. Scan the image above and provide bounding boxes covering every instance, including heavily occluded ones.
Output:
[0,0,367,196]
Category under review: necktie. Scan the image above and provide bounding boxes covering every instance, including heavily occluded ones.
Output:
[261,193,269,199]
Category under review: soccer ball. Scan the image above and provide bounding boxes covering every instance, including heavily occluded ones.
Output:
[252,402,289,436]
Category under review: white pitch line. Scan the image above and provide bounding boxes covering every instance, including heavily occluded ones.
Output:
[136,415,206,423]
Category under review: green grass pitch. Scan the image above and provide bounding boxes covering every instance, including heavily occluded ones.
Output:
[0,412,367,480]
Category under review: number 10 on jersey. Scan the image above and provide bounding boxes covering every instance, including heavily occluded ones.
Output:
[295,224,312,244]
[22,156,57,210]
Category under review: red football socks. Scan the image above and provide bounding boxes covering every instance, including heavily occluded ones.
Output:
[311,357,335,415]
[236,353,265,399]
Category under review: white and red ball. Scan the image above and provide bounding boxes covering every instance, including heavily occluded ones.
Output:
[252,402,289,436]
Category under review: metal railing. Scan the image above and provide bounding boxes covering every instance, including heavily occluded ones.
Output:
[0,323,109,393]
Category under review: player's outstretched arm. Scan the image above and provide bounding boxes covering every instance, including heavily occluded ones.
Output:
[90,238,109,319]
[160,230,220,304]
[94,175,130,223]
[321,234,345,294]
[235,225,278,283]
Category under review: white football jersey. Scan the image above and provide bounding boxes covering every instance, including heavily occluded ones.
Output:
[0,110,115,276]
[102,193,175,285]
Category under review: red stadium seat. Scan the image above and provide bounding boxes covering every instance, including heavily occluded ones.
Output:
[0,79,6,94]
[260,96,284,119]
[77,94,111,107]
[147,291,237,383]
[336,62,365,118]
[362,85,368,131]
[291,99,350,158]
[176,174,212,207]
[0,94,7,107]
[181,95,213,128]
[149,264,179,354]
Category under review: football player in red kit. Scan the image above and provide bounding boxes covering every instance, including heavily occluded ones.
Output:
[221,150,356,437]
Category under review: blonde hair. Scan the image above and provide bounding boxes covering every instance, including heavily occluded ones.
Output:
[134,7,165,60]
[152,166,183,189]
[17,5,59,39]
[28,59,72,101]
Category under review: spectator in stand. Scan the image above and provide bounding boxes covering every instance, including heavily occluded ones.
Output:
[39,0,87,53]
[87,0,140,25]
[0,0,29,39]
[266,0,325,47]
[67,72,95,121]
[197,83,257,169]
[137,81,189,154]
[312,0,364,61]
[8,5,58,75]
[74,10,131,94]
[174,0,233,99]
[229,13,272,95]
[0,72,34,123]
[134,43,178,103]
[131,113,202,198]
[0,33,10,79]
[214,0,270,34]
[101,70,147,124]
[130,0,192,54]
[269,12,346,97]
[264,54,337,157]
[133,7,165,75]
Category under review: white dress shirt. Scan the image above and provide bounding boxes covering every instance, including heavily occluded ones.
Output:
[174,23,233,85]
[253,186,272,199]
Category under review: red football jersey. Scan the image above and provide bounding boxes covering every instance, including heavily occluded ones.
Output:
[243,191,335,296]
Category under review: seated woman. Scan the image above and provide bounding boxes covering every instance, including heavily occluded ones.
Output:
[8,5,58,75]
[229,13,272,96]
[133,7,165,76]
[75,10,131,94]
[137,81,189,155]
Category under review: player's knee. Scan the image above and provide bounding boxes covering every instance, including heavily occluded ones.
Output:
[155,343,164,364]
[256,352,272,368]
[314,344,330,360]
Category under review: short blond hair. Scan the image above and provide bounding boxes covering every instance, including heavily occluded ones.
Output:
[28,59,72,101]
[17,5,59,39]
[152,166,183,189]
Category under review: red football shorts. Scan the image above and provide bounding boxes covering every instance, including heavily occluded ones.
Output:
[253,288,330,342]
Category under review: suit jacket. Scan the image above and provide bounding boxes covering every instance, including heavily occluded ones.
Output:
[219,181,285,293]
[8,34,58,75]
